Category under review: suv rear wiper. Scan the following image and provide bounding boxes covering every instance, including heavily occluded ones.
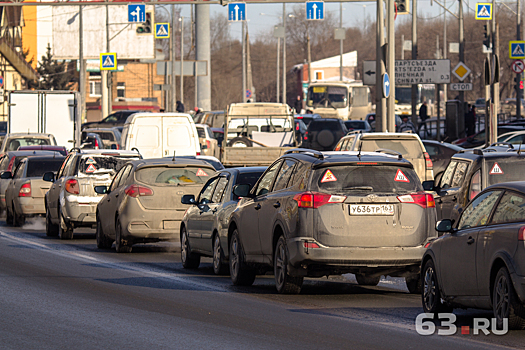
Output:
[343,186,373,191]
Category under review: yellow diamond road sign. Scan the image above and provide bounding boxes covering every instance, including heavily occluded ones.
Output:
[452,62,471,81]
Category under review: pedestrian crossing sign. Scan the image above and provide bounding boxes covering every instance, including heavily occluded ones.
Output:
[475,3,492,20]
[100,53,117,70]
[510,41,525,59]
[155,23,169,39]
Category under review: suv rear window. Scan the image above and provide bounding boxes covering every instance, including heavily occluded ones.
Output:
[360,139,424,158]
[26,158,64,178]
[311,165,422,194]
[196,128,206,138]
[308,121,341,132]
[136,166,213,185]
[77,155,135,176]
[486,159,525,186]
[6,138,50,151]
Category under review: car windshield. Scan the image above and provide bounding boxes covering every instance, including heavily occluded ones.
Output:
[359,139,424,158]
[196,128,206,138]
[26,158,64,178]
[136,166,213,185]
[307,86,348,109]
[311,165,422,194]
[78,155,137,177]
[6,137,50,151]
[486,159,525,186]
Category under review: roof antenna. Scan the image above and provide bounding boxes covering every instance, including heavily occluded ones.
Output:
[357,141,362,159]
[172,150,176,162]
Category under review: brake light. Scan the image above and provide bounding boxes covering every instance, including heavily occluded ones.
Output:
[19,183,31,197]
[397,193,435,208]
[296,124,300,131]
[6,157,15,172]
[519,226,525,241]
[124,184,153,198]
[469,171,481,200]
[304,131,308,141]
[424,241,432,248]
[293,192,346,208]
[196,152,201,155]
[206,140,211,149]
[65,179,80,194]
[95,139,99,149]
[424,152,433,169]
[304,241,320,249]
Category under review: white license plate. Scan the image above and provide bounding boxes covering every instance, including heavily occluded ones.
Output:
[349,204,395,215]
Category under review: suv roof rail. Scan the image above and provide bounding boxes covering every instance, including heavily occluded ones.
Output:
[374,148,403,159]
[458,149,483,156]
[346,130,363,135]
[284,148,324,159]
[69,147,81,153]
[489,142,514,149]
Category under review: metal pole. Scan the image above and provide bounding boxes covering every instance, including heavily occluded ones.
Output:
[79,4,85,144]
[196,4,211,110]
[282,3,287,104]
[411,0,418,127]
[276,37,280,102]
[387,0,395,132]
[436,34,440,140]
[101,5,109,119]
[194,62,198,109]
[490,1,498,144]
[242,21,246,103]
[307,33,311,85]
[106,5,112,115]
[401,34,404,60]
[180,16,184,104]
[339,2,343,81]
[459,0,465,136]
[171,5,176,111]
[517,0,522,120]
[165,61,169,111]
[376,0,386,132]
[443,0,447,114]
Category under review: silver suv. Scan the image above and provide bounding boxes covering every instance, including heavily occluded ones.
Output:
[43,149,141,239]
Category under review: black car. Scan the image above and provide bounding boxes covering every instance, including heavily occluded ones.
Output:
[451,125,524,148]
[422,181,525,329]
[366,113,403,132]
[302,118,348,151]
[81,110,143,130]
[422,140,463,182]
[294,113,321,127]
[344,120,372,133]
[430,147,525,222]
[180,167,266,274]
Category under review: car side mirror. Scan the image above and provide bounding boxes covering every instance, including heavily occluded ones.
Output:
[422,180,434,191]
[1,171,12,179]
[42,172,55,182]
[181,194,197,205]
[436,219,454,233]
[94,185,108,194]
[233,183,251,198]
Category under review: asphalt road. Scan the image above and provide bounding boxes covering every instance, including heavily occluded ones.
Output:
[0,219,523,349]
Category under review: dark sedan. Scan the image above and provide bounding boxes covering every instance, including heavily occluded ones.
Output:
[422,181,525,330]
[422,140,463,182]
[452,126,524,148]
[180,167,266,274]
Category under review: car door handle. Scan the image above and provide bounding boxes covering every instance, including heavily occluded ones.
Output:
[255,204,261,210]
[212,208,217,213]
[273,202,281,208]
[467,237,475,245]
[115,194,119,198]
[452,196,457,202]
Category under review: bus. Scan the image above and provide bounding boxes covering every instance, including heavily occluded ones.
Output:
[395,84,436,116]
[305,81,372,120]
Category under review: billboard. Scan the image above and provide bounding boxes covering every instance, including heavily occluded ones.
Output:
[52,5,155,59]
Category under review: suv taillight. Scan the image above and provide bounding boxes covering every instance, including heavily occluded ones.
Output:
[424,152,433,169]
[397,193,435,208]
[293,192,346,209]
[65,179,80,194]
[6,157,15,172]
[19,183,31,197]
[124,184,153,198]
[519,226,525,241]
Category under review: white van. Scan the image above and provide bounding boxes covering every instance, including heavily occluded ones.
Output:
[121,113,201,159]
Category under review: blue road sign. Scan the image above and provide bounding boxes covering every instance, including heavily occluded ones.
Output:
[383,73,390,98]
[475,3,492,20]
[155,23,170,39]
[100,53,117,71]
[128,4,146,23]
[0,76,3,87]
[510,41,525,59]
[306,1,324,21]
[228,3,246,22]
[246,89,252,99]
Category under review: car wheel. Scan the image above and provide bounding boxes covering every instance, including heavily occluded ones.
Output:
[181,227,200,269]
[5,204,13,225]
[58,208,73,240]
[212,234,228,275]
[96,215,112,249]
[12,203,24,227]
[493,267,525,330]
[115,219,132,253]
[274,235,303,294]
[227,137,252,148]
[422,259,450,314]
[229,229,256,286]
[356,274,381,286]
[45,207,59,237]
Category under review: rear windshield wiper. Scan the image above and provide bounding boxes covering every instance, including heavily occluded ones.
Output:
[343,186,374,191]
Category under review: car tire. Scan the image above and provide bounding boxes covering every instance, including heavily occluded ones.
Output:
[317,130,335,148]
[229,229,256,286]
[115,219,132,253]
[274,235,303,294]
[227,137,252,148]
[5,204,13,225]
[12,203,25,227]
[58,208,74,240]
[406,274,422,294]
[356,274,381,286]
[212,234,228,275]
[493,267,525,330]
[422,259,450,314]
[181,227,200,269]
[45,207,59,237]
[96,215,112,249]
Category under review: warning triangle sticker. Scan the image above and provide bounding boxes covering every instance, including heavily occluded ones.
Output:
[477,5,490,17]
[321,169,337,183]
[489,162,504,175]
[86,157,96,164]
[86,164,97,173]
[513,45,525,57]
[102,55,114,68]
[394,169,410,182]
[196,168,209,176]
[156,25,168,36]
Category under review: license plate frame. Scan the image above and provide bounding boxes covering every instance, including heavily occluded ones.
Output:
[349,204,395,216]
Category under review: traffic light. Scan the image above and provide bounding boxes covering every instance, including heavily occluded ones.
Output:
[483,24,490,48]
[136,11,152,34]
[394,0,410,15]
